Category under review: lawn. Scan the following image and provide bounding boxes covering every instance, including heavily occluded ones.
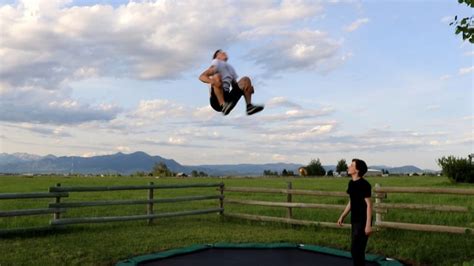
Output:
[0,175,473,265]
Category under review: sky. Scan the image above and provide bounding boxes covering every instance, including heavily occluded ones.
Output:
[0,0,472,169]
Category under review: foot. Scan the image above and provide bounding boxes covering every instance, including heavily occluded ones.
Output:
[246,104,264,115]
[222,101,237,116]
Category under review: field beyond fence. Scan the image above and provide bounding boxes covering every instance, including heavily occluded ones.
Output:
[0,175,473,266]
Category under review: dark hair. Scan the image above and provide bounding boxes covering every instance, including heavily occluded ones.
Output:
[352,159,368,177]
[213,49,222,59]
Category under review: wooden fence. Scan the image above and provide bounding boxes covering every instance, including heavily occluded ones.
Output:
[0,182,224,234]
[1,181,472,235]
[223,182,474,234]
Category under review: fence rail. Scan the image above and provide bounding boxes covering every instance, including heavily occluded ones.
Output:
[0,182,224,235]
[1,181,473,235]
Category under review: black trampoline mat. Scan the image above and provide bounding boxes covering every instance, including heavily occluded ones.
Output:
[139,248,380,266]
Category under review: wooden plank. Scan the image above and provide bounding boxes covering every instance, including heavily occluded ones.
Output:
[50,208,224,226]
[224,212,352,229]
[287,182,293,219]
[49,183,224,192]
[0,192,68,200]
[224,187,347,197]
[49,195,223,208]
[375,203,468,212]
[219,184,224,215]
[148,182,154,225]
[0,226,54,235]
[374,187,474,195]
[225,199,346,210]
[0,208,66,217]
[376,221,473,234]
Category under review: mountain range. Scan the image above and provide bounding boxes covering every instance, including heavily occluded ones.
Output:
[0,152,433,176]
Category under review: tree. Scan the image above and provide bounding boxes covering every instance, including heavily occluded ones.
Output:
[191,170,199,177]
[450,0,474,43]
[281,169,288,176]
[327,170,334,176]
[306,159,326,176]
[336,159,348,173]
[437,155,474,183]
[152,162,173,177]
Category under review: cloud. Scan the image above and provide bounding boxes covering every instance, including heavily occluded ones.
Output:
[440,16,453,24]
[464,51,474,57]
[459,66,474,75]
[247,29,342,75]
[344,17,370,32]
[266,97,303,109]
[439,74,452,80]
[0,84,121,124]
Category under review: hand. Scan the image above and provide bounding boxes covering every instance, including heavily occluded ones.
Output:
[365,225,373,236]
[337,217,344,227]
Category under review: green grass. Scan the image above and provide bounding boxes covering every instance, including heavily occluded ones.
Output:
[0,175,473,266]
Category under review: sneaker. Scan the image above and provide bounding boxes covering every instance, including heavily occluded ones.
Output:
[222,101,237,116]
[246,104,264,115]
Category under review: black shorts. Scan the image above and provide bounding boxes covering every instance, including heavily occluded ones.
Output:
[210,81,243,112]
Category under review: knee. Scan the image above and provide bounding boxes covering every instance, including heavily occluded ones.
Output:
[213,74,222,87]
[241,76,251,87]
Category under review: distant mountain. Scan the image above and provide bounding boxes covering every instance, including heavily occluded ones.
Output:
[0,152,186,175]
[369,165,424,174]
[0,152,433,176]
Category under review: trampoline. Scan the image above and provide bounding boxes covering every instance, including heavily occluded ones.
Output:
[117,243,403,266]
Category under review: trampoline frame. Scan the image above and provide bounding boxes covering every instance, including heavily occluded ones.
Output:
[116,243,403,266]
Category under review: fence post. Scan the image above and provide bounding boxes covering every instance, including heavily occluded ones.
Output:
[219,183,224,215]
[148,182,154,225]
[375,183,382,225]
[287,182,293,219]
[53,183,62,221]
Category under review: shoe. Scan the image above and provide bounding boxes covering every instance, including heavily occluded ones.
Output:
[222,101,237,115]
[246,104,264,115]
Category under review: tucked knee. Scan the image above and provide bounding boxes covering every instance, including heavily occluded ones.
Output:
[213,74,222,87]
[241,76,251,86]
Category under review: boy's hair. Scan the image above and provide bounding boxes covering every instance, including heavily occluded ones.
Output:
[213,49,222,59]
[352,159,368,177]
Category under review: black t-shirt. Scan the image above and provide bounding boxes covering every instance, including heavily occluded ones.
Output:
[346,178,372,225]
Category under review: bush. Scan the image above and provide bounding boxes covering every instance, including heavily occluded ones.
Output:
[437,155,474,183]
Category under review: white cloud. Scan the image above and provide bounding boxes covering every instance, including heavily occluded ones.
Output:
[116,146,130,152]
[247,29,342,75]
[0,84,121,124]
[459,66,474,75]
[464,51,474,57]
[440,16,453,24]
[344,17,370,32]
[439,74,452,80]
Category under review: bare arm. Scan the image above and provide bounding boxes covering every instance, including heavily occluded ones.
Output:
[365,197,373,231]
[199,66,217,84]
[337,201,351,226]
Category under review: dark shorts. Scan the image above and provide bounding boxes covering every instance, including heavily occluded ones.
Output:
[210,81,243,112]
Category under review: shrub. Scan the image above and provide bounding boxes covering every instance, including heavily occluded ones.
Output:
[437,155,474,183]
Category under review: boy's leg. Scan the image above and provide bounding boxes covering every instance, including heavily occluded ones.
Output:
[351,223,368,266]
[237,76,264,115]
[211,74,225,106]
[237,76,254,105]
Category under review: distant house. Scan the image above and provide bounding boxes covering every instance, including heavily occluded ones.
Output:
[298,167,308,176]
[176,172,188,177]
[335,171,348,177]
[365,169,382,177]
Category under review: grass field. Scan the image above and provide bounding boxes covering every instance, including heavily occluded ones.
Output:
[0,175,473,266]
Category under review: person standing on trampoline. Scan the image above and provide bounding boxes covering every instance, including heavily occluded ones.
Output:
[199,49,264,116]
[337,159,373,266]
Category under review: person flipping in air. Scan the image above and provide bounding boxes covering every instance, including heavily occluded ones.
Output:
[199,49,264,116]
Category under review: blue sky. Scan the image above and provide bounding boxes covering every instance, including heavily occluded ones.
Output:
[0,0,472,169]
